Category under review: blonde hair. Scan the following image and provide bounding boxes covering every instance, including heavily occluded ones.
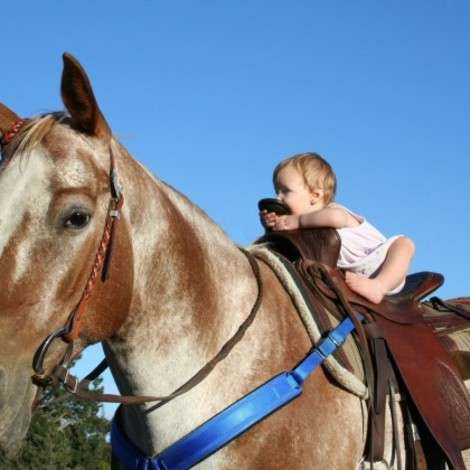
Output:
[273,152,337,204]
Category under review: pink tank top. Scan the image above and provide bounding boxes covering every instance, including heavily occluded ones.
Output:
[329,203,387,270]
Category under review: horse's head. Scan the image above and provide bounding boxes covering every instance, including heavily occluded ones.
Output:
[0,54,132,455]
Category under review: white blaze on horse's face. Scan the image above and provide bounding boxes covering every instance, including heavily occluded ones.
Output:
[0,148,44,258]
[0,121,112,454]
[0,124,109,330]
[0,54,119,456]
[0,123,109,432]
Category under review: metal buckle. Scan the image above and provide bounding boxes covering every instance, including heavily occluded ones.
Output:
[111,170,123,200]
[63,369,79,394]
[407,422,421,442]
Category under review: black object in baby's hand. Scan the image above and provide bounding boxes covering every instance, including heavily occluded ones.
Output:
[258,198,291,215]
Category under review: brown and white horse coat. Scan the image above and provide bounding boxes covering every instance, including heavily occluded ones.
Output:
[0,54,392,469]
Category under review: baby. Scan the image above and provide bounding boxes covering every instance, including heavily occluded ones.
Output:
[260,152,415,304]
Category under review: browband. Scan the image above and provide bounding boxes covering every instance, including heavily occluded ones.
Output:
[1,119,26,146]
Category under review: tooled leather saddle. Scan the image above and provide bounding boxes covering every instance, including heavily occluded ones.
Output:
[257,227,470,469]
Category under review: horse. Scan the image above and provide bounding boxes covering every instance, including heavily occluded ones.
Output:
[0,53,416,469]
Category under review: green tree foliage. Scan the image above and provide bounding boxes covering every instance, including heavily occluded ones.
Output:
[0,376,111,470]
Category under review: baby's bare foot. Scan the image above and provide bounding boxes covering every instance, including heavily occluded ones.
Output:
[345,272,386,304]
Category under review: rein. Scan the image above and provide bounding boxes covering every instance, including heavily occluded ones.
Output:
[111,312,362,469]
[19,112,265,411]
[3,117,265,409]
[47,247,264,407]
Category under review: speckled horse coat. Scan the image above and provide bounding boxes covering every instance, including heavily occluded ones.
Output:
[0,54,368,469]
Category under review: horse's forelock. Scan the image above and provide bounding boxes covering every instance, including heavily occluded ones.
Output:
[0,110,110,284]
[1,113,67,164]
[1,112,113,189]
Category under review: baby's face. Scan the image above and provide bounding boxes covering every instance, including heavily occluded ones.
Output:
[275,166,314,216]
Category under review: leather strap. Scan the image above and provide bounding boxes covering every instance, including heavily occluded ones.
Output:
[429,296,470,321]
[364,321,399,464]
[48,248,264,408]
[315,264,376,405]
[63,145,123,342]
[388,380,404,470]
[32,144,124,386]
[369,335,388,461]
[403,402,428,470]
[111,315,360,470]
[0,118,25,145]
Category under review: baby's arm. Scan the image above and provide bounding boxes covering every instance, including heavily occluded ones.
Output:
[262,207,352,231]
[299,207,350,229]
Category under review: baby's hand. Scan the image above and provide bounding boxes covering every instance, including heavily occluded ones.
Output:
[260,212,300,231]
[272,214,300,231]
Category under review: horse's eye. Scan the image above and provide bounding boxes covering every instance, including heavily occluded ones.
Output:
[63,211,91,230]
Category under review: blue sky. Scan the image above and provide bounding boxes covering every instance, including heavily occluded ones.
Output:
[3,2,470,416]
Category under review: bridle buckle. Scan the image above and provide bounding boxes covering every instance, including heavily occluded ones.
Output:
[62,368,79,394]
[111,169,123,200]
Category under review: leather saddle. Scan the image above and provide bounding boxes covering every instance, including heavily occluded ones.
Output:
[258,229,446,324]
[257,228,470,469]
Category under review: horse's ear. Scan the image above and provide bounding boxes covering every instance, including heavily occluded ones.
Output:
[61,53,111,140]
[0,103,20,142]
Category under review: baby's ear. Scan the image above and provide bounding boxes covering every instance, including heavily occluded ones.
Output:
[310,187,324,204]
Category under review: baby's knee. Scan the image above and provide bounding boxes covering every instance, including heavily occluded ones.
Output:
[396,236,415,256]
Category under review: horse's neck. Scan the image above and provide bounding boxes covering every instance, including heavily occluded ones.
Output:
[103,154,365,469]
[105,152,259,453]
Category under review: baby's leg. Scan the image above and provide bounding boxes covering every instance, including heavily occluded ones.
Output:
[345,236,415,304]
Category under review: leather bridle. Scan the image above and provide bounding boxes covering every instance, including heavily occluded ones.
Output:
[31,143,124,388]
[1,118,124,390]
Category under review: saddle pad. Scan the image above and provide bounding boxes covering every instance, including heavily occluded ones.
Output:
[248,244,367,398]
[445,329,470,356]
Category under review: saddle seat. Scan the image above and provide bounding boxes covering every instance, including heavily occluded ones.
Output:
[257,229,444,323]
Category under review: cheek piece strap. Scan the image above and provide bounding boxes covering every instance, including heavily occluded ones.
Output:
[31,141,124,388]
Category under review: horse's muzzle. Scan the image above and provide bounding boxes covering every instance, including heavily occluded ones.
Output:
[0,366,36,456]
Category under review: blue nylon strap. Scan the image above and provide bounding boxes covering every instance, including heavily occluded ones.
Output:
[291,313,359,383]
[111,315,360,470]
[111,417,159,470]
